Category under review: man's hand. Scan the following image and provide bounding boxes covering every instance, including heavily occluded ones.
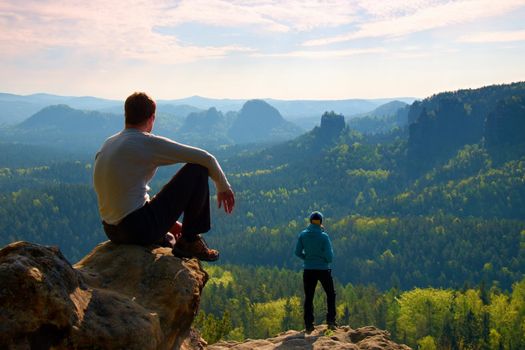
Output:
[217,188,235,214]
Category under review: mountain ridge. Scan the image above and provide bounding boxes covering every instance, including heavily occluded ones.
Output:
[0,91,416,125]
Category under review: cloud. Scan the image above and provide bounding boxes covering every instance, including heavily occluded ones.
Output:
[159,0,289,33]
[0,0,256,64]
[458,29,525,43]
[356,0,447,18]
[1,0,524,70]
[303,0,525,46]
[161,0,357,32]
[0,0,363,64]
[251,47,386,59]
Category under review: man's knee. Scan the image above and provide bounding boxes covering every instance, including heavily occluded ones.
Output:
[182,163,208,176]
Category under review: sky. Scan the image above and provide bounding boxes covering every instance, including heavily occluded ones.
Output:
[1,0,525,100]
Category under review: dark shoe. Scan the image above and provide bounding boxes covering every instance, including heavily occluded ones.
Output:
[327,322,338,330]
[172,235,219,262]
[305,325,315,334]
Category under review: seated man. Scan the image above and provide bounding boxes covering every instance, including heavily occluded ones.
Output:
[93,92,235,261]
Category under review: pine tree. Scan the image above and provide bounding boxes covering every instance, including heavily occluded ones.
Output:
[281,298,293,330]
[342,305,350,326]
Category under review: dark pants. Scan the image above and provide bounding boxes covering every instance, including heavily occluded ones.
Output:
[103,163,211,245]
[303,269,336,327]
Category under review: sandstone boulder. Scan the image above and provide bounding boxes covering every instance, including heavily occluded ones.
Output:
[0,241,207,350]
[207,325,411,350]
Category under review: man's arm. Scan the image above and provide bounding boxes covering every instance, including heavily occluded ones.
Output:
[148,134,235,212]
[295,236,305,260]
[324,234,334,263]
[150,135,230,189]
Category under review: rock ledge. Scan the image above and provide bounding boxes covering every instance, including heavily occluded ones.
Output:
[0,241,207,350]
[208,325,411,350]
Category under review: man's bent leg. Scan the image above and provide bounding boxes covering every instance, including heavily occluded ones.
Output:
[149,164,219,261]
[149,164,211,240]
[319,269,337,326]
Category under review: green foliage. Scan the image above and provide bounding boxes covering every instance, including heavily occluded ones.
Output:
[0,184,104,262]
[348,102,409,135]
[194,263,525,349]
[418,336,438,350]
[207,214,524,290]
[194,311,232,344]
[397,288,454,343]
[485,95,525,163]
[407,82,525,176]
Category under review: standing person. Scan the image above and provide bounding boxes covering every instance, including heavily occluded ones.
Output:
[93,92,235,261]
[294,211,337,333]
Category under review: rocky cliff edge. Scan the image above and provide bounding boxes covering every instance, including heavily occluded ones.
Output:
[0,241,411,350]
[0,241,207,350]
[209,325,411,350]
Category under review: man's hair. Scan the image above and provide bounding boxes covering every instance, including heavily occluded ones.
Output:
[124,92,156,125]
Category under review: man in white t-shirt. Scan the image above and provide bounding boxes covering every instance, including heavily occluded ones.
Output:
[93,92,235,261]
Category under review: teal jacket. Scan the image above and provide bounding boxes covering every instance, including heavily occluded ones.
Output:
[294,224,334,270]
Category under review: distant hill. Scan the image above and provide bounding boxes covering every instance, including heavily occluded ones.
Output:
[228,100,303,144]
[2,105,121,152]
[268,100,410,132]
[484,95,525,161]
[0,92,416,126]
[363,100,408,118]
[0,93,54,125]
[3,104,189,151]
[158,96,417,123]
[99,103,202,119]
[159,96,246,114]
[221,111,349,173]
[0,93,201,126]
[177,107,232,145]
[179,107,225,134]
[347,101,409,134]
[157,104,202,118]
[407,81,525,175]
[19,105,120,132]
[267,98,415,120]
[0,93,121,125]
[0,100,306,150]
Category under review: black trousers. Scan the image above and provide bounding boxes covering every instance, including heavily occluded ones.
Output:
[303,269,336,326]
[103,163,211,245]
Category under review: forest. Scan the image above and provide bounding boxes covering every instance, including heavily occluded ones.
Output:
[0,82,524,349]
[196,264,525,349]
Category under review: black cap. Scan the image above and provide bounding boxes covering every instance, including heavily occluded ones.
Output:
[309,211,323,224]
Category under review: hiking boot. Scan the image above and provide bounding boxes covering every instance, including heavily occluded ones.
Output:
[305,325,315,334]
[172,235,219,262]
[327,322,338,330]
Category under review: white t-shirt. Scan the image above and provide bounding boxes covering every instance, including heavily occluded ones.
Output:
[93,128,230,225]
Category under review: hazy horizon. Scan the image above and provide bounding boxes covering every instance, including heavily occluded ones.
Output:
[1,90,421,102]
